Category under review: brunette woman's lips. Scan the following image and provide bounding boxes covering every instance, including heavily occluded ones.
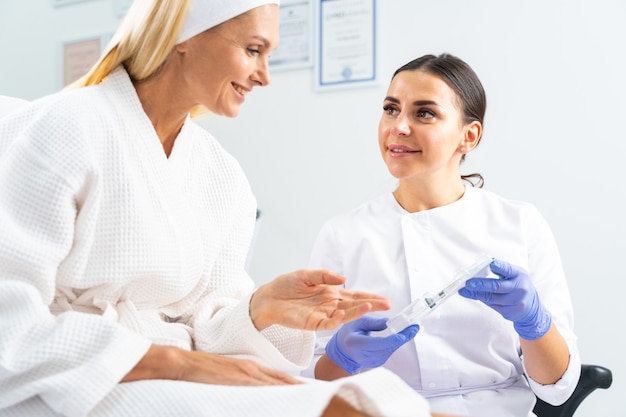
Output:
[388,144,419,156]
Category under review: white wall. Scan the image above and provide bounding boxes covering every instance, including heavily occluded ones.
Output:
[1,1,624,416]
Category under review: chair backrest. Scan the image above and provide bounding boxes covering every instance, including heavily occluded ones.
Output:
[533,364,612,417]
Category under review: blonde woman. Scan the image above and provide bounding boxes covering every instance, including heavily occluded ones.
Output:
[0,1,449,416]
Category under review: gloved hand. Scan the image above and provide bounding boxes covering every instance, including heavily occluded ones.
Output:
[458,258,552,340]
[325,316,419,374]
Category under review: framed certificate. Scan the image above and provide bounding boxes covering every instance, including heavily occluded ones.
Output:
[315,0,377,91]
[270,0,314,71]
[61,34,111,87]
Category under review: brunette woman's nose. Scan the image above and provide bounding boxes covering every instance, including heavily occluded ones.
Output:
[390,118,410,136]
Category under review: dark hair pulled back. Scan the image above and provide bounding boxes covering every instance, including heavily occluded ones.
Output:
[393,53,486,187]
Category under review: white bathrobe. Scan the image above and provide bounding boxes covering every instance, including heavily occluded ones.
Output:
[0,67,430,417]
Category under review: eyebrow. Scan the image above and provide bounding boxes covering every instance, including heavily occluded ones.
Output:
[252,35,271,48]
[384,97,441,107]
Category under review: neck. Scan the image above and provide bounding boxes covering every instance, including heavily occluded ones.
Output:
[134,67,192,157]
[393,177,466,213]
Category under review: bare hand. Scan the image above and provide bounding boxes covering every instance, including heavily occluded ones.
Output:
[250,269,391,331]
[123,345,301,386]
[176,350,301,386]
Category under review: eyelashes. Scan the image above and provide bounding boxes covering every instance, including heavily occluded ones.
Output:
[382,105,437,120]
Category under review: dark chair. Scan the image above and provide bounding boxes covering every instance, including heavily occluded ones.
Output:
[533,364,612,417]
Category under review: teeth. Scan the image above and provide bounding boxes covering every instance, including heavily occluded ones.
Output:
[391,148,410,153]
[234,85,247,95]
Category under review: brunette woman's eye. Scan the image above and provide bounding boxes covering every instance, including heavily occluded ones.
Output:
[383,105,398,115]
[416,109,436,119]
[247,47,261,55]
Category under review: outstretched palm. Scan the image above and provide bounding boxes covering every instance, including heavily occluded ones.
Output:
[250,269,391,331]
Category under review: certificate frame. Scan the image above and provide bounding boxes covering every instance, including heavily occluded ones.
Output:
[269,0,314,72]
[315,0,378,91]
[60,34,110,88]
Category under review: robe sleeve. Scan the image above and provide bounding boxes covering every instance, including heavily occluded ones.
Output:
[0,110,152,417]
[183,143,314,372]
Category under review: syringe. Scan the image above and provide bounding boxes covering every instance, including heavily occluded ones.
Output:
[387,254,493,333]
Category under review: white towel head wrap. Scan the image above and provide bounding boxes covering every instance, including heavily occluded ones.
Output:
[177,0,280,44]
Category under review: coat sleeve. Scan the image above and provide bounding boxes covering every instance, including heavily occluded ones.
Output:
[522,205,581,405]
[0,111,151,417]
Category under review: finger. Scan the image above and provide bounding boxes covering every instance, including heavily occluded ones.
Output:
[244,370,300,386]
[198,358,301,387]
[336,299,391,315]
[398,324,420,340]
[355,316,388,331]
[337,290,391,312]
[458,289,514,308]
[370,298,392,311]
[464,277,515,294]
[259,368,303,386]
[458,287,494,303]
[341,302,377,322]
[338,288,390,302]
[315,309,348,331]
[306,269,346,287]
[490,258,521,279]
[392,326,419,345]
[458,286,475,300]
[367,329,418,351]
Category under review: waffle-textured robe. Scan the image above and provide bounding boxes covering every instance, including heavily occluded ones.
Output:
[0,67,430,417]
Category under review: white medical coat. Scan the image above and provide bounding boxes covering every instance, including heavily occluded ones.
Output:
[306,187,581,417]
[0,67,430,417]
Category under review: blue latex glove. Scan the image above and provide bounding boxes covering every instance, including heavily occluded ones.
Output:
[325,316,419,374]
[458,258,552,340]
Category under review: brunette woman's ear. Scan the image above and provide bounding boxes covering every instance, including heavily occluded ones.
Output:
[460,120,482,152]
